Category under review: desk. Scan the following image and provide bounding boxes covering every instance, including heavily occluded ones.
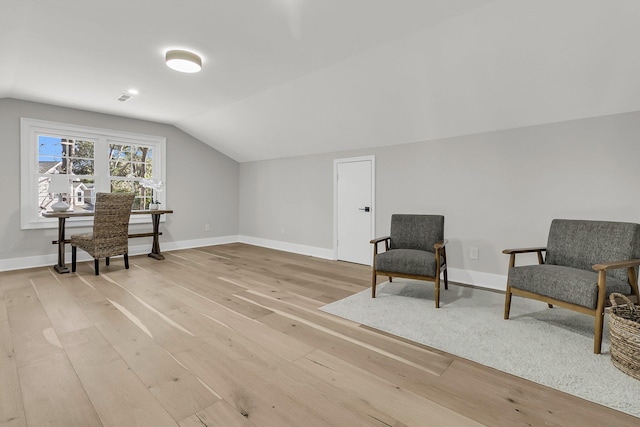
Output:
[42,209,173,274]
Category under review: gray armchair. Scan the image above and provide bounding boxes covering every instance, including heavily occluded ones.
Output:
[504,219,640,354]
[371,214,448,308]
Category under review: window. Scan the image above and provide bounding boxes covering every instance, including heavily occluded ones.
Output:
[21,118,166,229]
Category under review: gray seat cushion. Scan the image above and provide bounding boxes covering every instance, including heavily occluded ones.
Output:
[375,249,438,277]
[509,264,632,309]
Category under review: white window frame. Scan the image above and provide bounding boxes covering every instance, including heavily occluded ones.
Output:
[21,118,166,230]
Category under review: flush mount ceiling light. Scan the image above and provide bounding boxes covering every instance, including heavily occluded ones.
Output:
[165,49,202,73]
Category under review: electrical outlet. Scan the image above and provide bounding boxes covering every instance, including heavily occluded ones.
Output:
[205,224,210,232]
[470,246,479,260]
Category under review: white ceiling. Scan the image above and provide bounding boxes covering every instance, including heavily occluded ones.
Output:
[2,0,640,162]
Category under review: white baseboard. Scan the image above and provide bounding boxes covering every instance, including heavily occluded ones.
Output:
[0,235,507,293]
[237,235,335,260]
[0,235,240,272]
[235,237,507,292]
[0,254,59,272]
[447,267,507,292]
[144,235,240,253]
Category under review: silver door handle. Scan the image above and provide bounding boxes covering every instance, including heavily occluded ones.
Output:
[358,207,370,212]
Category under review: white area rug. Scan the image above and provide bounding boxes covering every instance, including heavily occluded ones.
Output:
[320,280,640,418]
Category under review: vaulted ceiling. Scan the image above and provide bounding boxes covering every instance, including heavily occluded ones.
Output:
[2,0,639,162]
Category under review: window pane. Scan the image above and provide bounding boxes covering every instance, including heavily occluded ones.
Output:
[109,144,132,161]
[68,139,95,175]
[110,161,131,177]
[38,175,56,211]
[111,180,133,193]
[131,196,146,210]
[38,136,95,175]
[38,136,66,173]
[38,156,64,173]
[70,179,96,212]
[133,181,152,209]
[37,175,95,213]
[131,146,150,162]
[129,146,152,178]
[134,180,147,198]
[109,143,134,177]
[143,162,152,176]
[38,135,63,157]
[71,159,94,175]
[131,162,150,178]
[71,140,94,158]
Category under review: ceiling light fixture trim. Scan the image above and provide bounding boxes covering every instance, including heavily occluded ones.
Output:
[165,49,202,73]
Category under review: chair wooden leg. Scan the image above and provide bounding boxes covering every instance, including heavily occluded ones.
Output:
[627,266,639,302]
[124,253,129,269]
[72,246,77,273]
[594,310,604,354]
[504,286,512,319]
[443,248,448,290]
[594,270,607,354]
[371,268,377,298]
[106,257,110,266]
[504,255,515,319]
[94,259,99,275]
[435,275,440,309]
[389,277,393,282]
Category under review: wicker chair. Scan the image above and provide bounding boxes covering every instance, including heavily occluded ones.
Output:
[71,192,134,275]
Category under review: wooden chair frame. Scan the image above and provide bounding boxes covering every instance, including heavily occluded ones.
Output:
[503,247,640,354]
[371,237,448,308]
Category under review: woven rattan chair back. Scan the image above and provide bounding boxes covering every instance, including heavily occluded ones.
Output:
[91,192,135,258]
[71,192,134,275]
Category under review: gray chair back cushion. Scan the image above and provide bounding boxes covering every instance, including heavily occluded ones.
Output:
[389,214,444,251]
[545,219,640,282]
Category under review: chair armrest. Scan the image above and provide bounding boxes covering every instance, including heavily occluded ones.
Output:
[503,247,547,255]
[434,239,448,249]
[370,236,390,244]
[371,236,390,258]
[434,240,447,264]
[592,259,640,271]
[504,247,546,267]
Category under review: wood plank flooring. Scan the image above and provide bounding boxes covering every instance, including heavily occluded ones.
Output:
[0,243,637,426]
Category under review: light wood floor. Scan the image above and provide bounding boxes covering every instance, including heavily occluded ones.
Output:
[1,243,637,427]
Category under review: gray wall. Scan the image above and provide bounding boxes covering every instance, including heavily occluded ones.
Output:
[0,98,239,263]
[4,97,640,284]
[239,111,640,280]
[239,155,334,249]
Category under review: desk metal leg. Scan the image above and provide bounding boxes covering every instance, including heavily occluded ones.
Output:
[148,213,165,260]
[53,217,70,273]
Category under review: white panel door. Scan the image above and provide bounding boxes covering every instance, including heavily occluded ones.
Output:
[336,158,374,265]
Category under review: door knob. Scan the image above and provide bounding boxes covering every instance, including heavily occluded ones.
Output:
[358,207,370,212]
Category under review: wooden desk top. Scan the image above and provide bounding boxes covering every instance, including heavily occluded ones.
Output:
[42,209,174,218]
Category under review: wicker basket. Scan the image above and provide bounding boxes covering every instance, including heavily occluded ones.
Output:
[609,293,640,380]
